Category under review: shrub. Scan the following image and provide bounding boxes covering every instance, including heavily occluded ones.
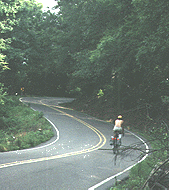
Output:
[36,111,44,119]
[0,96,54,151]
[0,144,6,152]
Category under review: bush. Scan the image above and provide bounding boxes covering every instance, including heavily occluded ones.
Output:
[36,111,44,119]
[0,117,6,130]
[0,144,7,152]
[0,96,54,151]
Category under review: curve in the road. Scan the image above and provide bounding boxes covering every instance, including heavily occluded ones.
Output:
[0,99,106,169]
[40,100,150,190]
[1,97,150,190]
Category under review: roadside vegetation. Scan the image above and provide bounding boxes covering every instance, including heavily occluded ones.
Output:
[0,95,54,152]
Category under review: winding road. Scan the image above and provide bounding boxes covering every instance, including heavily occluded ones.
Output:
[0,97,148,190]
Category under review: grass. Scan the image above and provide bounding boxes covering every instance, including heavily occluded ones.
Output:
[0,96,54,152]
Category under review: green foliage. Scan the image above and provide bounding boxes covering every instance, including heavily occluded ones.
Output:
[1,0,45,94]
[0,96,54,151]
[97,89,104,98]
[58,0,169,108]
[162,96,169,104]
[125,161,152,189]
[112,149,168,189]
[0,83,7,106]
[0,0,18,74]
[1,0,169,108]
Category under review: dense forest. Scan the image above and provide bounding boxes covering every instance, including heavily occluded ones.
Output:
[0,0,168,111]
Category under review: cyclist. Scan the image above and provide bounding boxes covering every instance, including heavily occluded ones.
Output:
[113,115,124,144]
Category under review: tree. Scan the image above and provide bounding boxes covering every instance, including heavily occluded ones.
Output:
[1,0,44,94]
[0,0,18,102]
[1,0,66,96]
[84,0,169,109]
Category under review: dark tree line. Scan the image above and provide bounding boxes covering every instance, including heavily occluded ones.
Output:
[1,0,169,109]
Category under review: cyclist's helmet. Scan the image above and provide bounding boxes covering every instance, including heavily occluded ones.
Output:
[118,115,122,119]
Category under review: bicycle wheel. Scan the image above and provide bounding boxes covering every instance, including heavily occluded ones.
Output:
[112,131,119,154]
[113,138,118,154]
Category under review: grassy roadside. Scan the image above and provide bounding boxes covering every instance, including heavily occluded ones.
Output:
[0,96,54,152]
[61,96,169,190]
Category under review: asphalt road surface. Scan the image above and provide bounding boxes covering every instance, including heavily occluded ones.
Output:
[0,97,148,190]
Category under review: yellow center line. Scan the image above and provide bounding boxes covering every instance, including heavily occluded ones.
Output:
[0,99,106,169]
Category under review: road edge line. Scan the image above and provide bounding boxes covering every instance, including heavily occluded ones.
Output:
[88,129,149,190]
[1,98,60,153]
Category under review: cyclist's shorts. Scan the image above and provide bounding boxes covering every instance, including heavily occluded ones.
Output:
[113,125,122,133]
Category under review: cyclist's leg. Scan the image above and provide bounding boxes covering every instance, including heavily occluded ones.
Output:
[110,136,114,145]
[113,128,118,137]
[118,131,122,145]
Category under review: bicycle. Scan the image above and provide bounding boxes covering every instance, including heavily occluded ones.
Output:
[110,131,121,154]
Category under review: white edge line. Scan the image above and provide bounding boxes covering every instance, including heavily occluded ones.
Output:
[1,98,60,154]
[88,129,149,190]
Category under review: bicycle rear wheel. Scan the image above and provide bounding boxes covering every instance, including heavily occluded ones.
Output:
[113,139,118,154]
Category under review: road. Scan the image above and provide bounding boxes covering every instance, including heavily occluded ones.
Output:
[0,97,148,190]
